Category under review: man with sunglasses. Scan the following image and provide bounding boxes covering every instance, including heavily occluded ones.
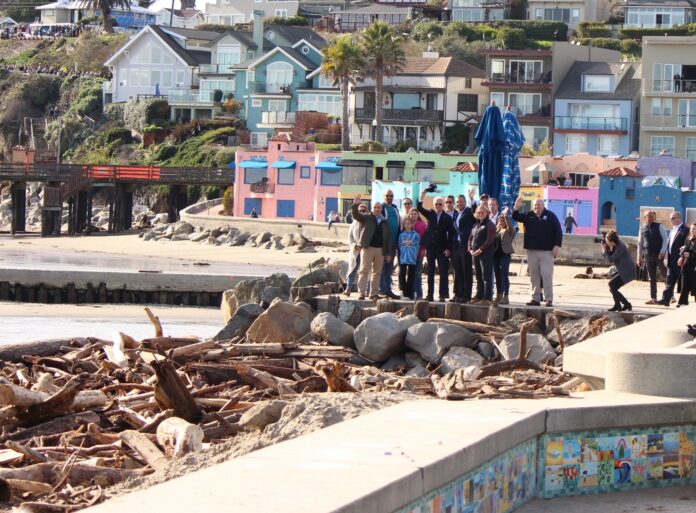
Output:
[379,190,401,299]
[418,187,453,301]
[656,211,688,306]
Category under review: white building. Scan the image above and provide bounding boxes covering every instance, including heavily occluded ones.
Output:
[154,8,204,29]
[203,0,299,25]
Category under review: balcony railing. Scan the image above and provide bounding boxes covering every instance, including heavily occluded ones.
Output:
[260,111,296,125]
[354,108,444,122]
[250,81,309,94]
[480,104,550,117]
[554,116,628,131]
[199,63,237,74]
[648,79,696,94]
[250,182,275,194]
[168,89,232,104]
[484,73,551,85]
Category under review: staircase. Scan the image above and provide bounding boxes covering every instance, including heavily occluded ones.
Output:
[59,175,92,205]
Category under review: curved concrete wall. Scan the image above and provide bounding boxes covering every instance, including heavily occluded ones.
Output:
[606,349,696,398]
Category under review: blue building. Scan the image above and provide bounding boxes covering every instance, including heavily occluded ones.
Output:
[554,62,640,157]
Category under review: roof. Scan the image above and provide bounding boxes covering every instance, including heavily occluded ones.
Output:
[159,8,201,18]
[207,29,270,50]
[339,3,412,14]
[265,25,326,49]
[37,0,155,13]
[399,57,485,78]
[150,25,211,66]
[623,0,696,7]
[269,132,303,142]
[598,167,643,177]
[555,61,640,101]
[450,162,478,172]
[161,26,224,42]
[244,45,318,71]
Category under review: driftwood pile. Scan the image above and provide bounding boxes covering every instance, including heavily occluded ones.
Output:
[0,308,578,512]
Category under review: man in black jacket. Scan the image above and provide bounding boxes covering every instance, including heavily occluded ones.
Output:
[657,211,689,306]
[637,210,667,304]
[450,189,477,303]
[418,188,453,301]
[512,197,563,307]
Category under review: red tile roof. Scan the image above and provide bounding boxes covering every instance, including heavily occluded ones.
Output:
[598,166,643,177]
[450,162,478,172]
[268,132,301,142]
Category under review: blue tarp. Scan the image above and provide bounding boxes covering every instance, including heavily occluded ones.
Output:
[475,104,505,201]
[227,161,236,169]
[239,160,268,169]
[500,110,525,210]
[271,160,296,169]
[315,161,343,171]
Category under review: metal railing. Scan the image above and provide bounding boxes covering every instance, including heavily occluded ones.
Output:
[168,89,229,104]
[481,103,550,117]
[648,79,696,94]
[250,81,308,94]
[353,108,444,122]
[199,63,237,74]
[261,111,296,124]
[484,73,550,85]
[554,116,628,131]
[250,182,275,194]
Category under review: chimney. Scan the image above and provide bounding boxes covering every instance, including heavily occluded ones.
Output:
[422,45,439,59]
[253,10,264,55]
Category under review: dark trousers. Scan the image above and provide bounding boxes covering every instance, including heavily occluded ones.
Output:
[661,262,680,303]
[645,254,666,300]
[609,275,630,308]
[494,253,511,296]
[426,247,449,299]
[399,264,416,299]
[473,251,494,301]
[452,245,473,301]
[679,267,695,305]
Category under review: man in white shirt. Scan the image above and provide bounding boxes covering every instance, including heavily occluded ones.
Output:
[657,211,689,306]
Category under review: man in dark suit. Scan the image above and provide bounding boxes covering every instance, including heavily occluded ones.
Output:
[657,211,689,306]
[417,187,453,302]
[450,189,477,303]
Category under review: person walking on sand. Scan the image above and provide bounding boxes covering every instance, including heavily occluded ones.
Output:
[512,197,563,307]
[351,195,393,301]
[564,212,578,234]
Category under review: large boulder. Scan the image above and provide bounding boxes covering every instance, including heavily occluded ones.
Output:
[291,266,342,288]
[310,312,355,348]
[221,273,292,321]
[246,299,314,343]
[499,333,557,364]
[405,322,479,364]
[213,303,264,341]
[353,313,407,363]
[397,315,422,332]
[546,313,627,348]
[440,347,485,375]
[338,300,361,327]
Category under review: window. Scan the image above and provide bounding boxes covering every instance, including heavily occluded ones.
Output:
[252,99,262,107]
[521,126,548,149]
[318,74,333,89]
[598,135,619,155]
[341,165,370,185]
[651,98,661,116]
[217,44,241,67]
[490,92,505,106]
[277,168,294,185]
[277,200,295,218]
[679,99,696,127]
[250,132,267,148]
[266,61,293,92]
[664,98,673,116]
[416,166,433,182]
[566,134,587,154]
[625,7,686,28]
[509,93,541,116]
[583,75,611,92]
[457,94,477,112]
[652,63,680,92]
[321,169,342,185]
[569,173,591,187]
[300,166,310,178]
[535,8,543,19]
[118,68,127,86]
[298,94,341,116]
[651,136,675,156]
[176,70,185,87]
[688,138,696,160]
[244,168,267,183]
[571,9,580,23]
[275,9,288,17]
[491,59,505,77]
[465,78,472,88]
[509,60,543,83]
[267,99,287,112]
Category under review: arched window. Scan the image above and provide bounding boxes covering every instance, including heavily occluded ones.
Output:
[266,61,293,93]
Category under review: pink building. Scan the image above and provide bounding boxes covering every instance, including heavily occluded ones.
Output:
[543,185,599,235]
[233,133,342,221]
[519,154,638,187]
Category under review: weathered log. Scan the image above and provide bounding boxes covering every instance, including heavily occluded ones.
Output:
[103,332,130,368]
[5,441,48,463]
[17,374,90,427]
[2,412,101,443]
[231,362,296,397]
[170,340,220,359]
[119,430,169,470]
[5,477,54,495]
[144,307,163,338]
[427,317,510,334]
[138,409,174,434]
[0,339,76,363]
[156,417,204,458]
[140,337,202,351]
[152,360,202,423]
[0,462,149,487]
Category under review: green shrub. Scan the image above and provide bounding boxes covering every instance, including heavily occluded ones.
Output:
[443,22,479,41]
[496,27,530,49]
[214,147,235,168]
[578,37,622,51]
[475,25,498,41]
[434,36,486,69]
[358,141,385,151]
[123,98,169,133]
[152,144,177,162]
[104,103,125,123]
[496,20,567,41]
[411,20,444,42]
[22,75,61,108]
[104,127,133,145]
[222,185,234,215]
[577,22,612,38]
[621,39,641,56]
[619,26,689,39]
[265,15,308,26]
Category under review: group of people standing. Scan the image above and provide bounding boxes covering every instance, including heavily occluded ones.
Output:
[345,188,564,307]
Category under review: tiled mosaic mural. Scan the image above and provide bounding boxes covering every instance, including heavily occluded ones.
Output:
[539,426,696,498]
[396,438,537,513]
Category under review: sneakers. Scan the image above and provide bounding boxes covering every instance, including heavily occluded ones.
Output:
[546,301,553,307]
[645,299,657,305]
[526,300,541,306]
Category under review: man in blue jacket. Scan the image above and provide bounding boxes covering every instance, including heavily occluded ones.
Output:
[512,197,563,307]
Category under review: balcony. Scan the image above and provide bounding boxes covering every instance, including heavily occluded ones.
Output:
[645,79,696,94]
[199,63,237,74]
[250,182,275,194]
[250,81,309,94]
[480,104,550,118]
[483,73,552,87]
[353,108,444,124]
[168,89,230,105]
[554,116,628,132]
[260,111,296,125]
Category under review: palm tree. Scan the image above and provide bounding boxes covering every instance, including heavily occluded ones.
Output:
[361,20,405,145]
[88,0,131,33]
[321,34,365,150]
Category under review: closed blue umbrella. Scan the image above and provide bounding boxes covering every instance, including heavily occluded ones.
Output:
[154,83,160,97]
[474,104,505,201]
[500,109,525,211]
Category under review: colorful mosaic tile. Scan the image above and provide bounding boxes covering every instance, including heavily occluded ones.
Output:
[538,426,696,499]
[396,438,537,513]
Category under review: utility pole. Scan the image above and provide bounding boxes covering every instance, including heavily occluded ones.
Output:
[170,0,175,26]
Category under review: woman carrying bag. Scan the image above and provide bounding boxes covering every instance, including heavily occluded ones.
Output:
[601,231,636,312]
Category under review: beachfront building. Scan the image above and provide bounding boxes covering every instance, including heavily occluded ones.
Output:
[638,36,696,159]
[350,51,486,151]
[526,0,608,28]
[233,133,342,220]
[154,8,204,29]
[204,0,299,25]
[553,61,641,157]
[36,0,156,28]
[621,0,696,28]
[449,0,507,22]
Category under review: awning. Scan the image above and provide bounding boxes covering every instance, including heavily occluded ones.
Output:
[339,159,373,166]
[271,160,296,169]
[227,161,235,169]
[415,161,434,168]
[386,160,405,167]
[316,161,343,171]
[239,160,268,169]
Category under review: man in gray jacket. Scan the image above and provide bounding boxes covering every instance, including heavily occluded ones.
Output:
[637,210,667,305]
